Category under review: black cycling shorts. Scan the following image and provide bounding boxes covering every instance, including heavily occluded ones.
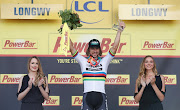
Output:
[81,91,108,110]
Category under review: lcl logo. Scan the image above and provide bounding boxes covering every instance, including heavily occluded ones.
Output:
[71,0,109,24]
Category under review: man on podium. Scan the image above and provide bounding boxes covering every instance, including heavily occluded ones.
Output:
[69,20,126,110]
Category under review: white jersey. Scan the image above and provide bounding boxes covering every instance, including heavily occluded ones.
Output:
[73,50,115,93]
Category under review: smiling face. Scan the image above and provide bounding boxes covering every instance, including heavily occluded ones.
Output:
[89,47,100,59]
[144,57,154,70]
[29,58,39,72]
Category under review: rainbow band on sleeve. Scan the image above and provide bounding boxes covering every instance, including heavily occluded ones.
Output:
[109,49,115,57]
[82,72,106,81]
[72,50,78,57]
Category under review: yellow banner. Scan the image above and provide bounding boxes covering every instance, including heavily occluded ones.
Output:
[1,31,180,56]
[43,96,60,106]
[1,4,63,19]
[164,75,177,85]
[0,74,26,84]
[72,96,83,106]
[60,23,70,56]
[119,96,139,106]
[119,4,180,20]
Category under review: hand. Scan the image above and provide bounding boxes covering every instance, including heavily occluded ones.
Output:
[60,24,64,29]
[141,75,146,87]
[118,20,126,32]
[150,76,156,85]
[38,78,44,87]
[28,78,33,89]
[146,77,151,85]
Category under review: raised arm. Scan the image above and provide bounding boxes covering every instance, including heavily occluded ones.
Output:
[110,20,126,54]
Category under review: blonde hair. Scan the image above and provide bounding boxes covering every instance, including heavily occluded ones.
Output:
[27,56,46,87]
[137,55,158,87]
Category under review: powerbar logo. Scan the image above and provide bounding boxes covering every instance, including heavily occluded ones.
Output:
[72,96,83,106]
[3,39,37,49]
[164,75,176,85]
[43,96,60,106]
[119,96,139,106]
[0,74,26,84]
[53,37,127,54]
[48,74,130,85]
[48,74,83,84]
[106,74,130,85]
[142,40,176,50]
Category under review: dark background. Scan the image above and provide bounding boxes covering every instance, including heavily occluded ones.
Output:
[0,57,179,110]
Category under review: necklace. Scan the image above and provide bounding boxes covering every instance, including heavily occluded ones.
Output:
[87,56,101,67]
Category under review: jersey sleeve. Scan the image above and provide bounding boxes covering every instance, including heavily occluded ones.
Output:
[72,50,86,66]
[102,49,115,68]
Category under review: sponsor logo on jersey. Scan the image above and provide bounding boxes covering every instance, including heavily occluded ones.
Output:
[86,63,103,71]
